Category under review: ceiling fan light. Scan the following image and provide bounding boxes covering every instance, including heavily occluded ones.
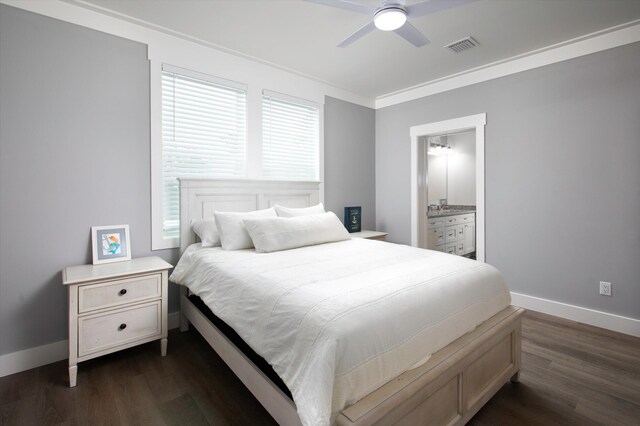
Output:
[374,8,407,31]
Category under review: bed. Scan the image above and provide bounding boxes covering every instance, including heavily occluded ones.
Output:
[173,178,523,426]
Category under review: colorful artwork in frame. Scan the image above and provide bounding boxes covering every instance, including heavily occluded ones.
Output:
[91,225,131,264]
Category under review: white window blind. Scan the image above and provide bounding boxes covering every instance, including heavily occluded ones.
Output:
[162,66,247,239]
[262,91,319,180]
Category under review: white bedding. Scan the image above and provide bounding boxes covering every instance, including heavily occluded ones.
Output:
[170,238,510,426]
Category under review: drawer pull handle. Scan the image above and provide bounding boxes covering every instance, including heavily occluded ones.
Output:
[118,323,127,331]
[119,289,127,296]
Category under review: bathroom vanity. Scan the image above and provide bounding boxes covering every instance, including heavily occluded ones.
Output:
[427,209,475,257]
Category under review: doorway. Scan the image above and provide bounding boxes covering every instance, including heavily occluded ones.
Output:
[409,113,486,262]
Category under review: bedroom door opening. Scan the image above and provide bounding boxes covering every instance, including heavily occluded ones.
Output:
[409,114,486,262]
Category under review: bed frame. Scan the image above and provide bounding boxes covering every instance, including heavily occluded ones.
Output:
[177,178,523,425]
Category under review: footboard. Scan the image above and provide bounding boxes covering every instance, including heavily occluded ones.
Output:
[337,306,524,426]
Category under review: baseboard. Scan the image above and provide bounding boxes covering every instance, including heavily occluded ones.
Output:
[3,301,637,378]
[511,292,640,337]
[0,340,68,378]
[0,311,182,378]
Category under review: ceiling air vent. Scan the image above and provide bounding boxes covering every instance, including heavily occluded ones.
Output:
[445,37,479,53]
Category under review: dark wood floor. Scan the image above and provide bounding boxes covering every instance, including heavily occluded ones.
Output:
[1,310,639,425]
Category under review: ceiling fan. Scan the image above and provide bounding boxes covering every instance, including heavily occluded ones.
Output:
[306,0,477,48]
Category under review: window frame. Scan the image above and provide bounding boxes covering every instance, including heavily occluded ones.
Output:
[151,63,324,250]
[152,64,249,249]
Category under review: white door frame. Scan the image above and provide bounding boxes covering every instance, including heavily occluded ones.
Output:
[410,113,487,262]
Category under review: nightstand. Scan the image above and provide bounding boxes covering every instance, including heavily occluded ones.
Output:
[350,230,388,241]
[62,256,172,387]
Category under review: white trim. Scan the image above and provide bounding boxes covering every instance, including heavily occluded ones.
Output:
[376,20,640,109]
[0,311,181,377]
[511,292,640,338]
[0,340,68,378]
[150,59,173,249]
[4,1,639,112]
[0,0,349,250]
[4,298,637,378]
[262,89,323,109]
[0,0,373,108]
[162,64,248,91]
[410,114,486,262]
[154,63,251,250]
[318,108,326,206]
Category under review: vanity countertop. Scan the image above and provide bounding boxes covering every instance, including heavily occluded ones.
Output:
[427,208,476,218]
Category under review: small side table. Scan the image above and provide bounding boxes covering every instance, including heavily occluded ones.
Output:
[350,230,388,241]
[62,256,172,387]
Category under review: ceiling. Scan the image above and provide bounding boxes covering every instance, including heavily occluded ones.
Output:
[71,0,640,99]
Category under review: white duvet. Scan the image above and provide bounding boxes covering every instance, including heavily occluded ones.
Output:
[170,239,510,426]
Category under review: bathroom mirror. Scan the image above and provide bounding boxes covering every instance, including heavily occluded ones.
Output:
[425,130,476,208]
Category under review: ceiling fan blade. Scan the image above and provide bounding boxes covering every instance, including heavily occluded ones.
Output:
[406,0,478,18]
[394,22,430,47]
[338,21,376,48]
[305,0,375,15]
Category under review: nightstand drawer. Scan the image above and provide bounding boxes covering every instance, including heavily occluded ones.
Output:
[78,274,161,313]
[78,301,162,357]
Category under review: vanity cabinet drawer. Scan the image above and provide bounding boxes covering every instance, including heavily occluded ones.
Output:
[427,217,446,229]
[445,226,460,243]
[427,228,445,247]
[458,213,475,224]
[78,301,161,357]
[445,243,465,255]
[445,216,459,225]
[78,274,161,314]
[427,213,475,257]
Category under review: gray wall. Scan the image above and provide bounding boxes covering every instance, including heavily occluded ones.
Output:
[324,96,376,230]
[0,5,179,356]
[0,7,376,356]
[376,42,640,319]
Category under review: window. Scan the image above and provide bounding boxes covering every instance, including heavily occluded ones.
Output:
[153,65,323,250]
[161,65,247,240]
[262,90,320,180]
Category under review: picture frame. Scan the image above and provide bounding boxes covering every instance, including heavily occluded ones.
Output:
[344,206,362,233]
[91,225,131,265]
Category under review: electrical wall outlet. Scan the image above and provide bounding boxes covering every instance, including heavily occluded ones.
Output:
[599,281,612,296]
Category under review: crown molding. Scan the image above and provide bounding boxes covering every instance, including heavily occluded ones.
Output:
[2,0,638,111]
[0,0,374,109]
[375,20,640,109]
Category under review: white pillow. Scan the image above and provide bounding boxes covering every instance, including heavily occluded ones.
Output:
[214,208,277,250]
[243,211,350,253]
[191,217,220,247]
[274,203,325,217]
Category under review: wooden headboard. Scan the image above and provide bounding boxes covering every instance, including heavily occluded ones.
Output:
[179,178,321,253]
